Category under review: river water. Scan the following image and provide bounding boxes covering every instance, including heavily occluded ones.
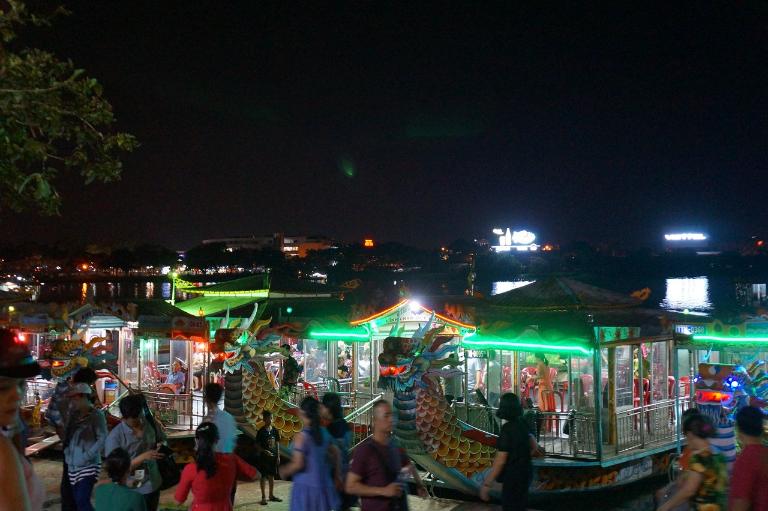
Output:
[32,275,768,313]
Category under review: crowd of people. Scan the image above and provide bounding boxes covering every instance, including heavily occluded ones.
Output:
[1,329,766,511]
[0,328,429,511]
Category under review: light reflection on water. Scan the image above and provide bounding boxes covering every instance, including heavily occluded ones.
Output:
[659,277,712,312]
[491,280,535,295]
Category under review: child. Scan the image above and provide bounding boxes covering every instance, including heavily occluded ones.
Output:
[256,411,282,505]
[94,448,147,511]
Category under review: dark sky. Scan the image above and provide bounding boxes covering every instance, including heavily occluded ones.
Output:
[8,2,768,249]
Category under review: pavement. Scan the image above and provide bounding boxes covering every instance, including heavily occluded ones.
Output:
[32,458,505,511]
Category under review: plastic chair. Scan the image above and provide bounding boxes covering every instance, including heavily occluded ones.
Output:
[302,381,319,399]
[680,376,691,397]
[521,367,537,400]
[502,366,512,393]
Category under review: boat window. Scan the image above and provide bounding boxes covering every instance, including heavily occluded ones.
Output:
[485,351,502,408]
[336,341,353,391]
[500,350,515,397]
[466,350,487,404]
[571,356,595,410]
[302,340,328,383]
[356,342,373,396]
[649,342,669,401]
[615,345,633,409]
[122,334,140,388]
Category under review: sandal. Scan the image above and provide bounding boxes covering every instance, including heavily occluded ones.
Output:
[269,496,283,502]
[260,500,268,505]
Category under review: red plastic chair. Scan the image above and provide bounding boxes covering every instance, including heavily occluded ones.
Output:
[302,381,318,399]
[520,367,537,400]
[680,376,691,397]
[502,366,512,393]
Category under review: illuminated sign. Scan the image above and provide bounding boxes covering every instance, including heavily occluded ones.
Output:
[363,239,375,248]
[664,233,707,241]
[491,228,538,252]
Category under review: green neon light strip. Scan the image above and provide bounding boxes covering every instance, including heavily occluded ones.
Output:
[462,337,592,355]
[693,335,768,343]
[308,330,370,341]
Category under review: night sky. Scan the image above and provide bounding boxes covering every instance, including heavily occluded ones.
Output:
[9,2,768,249]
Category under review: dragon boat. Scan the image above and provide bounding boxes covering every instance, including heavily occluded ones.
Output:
[11,275,767,499]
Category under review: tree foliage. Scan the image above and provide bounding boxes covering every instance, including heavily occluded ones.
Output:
[0,1,137,214]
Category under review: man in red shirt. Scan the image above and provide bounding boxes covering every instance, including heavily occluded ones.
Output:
[730,406,768,511]
[346,400,427,511]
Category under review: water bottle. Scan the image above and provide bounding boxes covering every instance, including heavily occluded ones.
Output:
[392,466,409,511]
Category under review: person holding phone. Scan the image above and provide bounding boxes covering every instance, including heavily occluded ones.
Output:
[105,394,166,511]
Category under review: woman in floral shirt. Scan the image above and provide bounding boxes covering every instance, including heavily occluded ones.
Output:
[658,413,727,511]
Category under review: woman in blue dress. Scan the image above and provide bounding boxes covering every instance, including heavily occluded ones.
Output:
[280,397,341,511]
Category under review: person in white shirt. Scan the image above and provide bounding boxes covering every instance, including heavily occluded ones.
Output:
[203,383,237,454]
[203,382,240,504]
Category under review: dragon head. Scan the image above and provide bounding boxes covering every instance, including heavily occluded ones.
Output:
[48,335,116,379]
[378,313,462,392]
[219,306,290,374]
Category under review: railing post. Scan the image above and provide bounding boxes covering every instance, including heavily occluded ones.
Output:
[672,344,681,455]
[638,351,645,448]
[593,345,603,460]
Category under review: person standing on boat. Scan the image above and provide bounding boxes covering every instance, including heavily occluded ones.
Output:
[480,393,533,511]
[281,345,300,389]
[346,400,427,511]
[534,354,555,413]
[0,330,45,511]
[657,413,727,511]
[729,406,768,511]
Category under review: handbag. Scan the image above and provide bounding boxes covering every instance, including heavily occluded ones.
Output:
[656,481,690,511]
[143,402,181,490]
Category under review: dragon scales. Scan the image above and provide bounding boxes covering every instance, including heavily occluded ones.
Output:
[379,316,495,482]
[219,310,303,443]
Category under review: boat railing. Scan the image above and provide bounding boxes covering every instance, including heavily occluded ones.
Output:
[345,393,384,450]
[292,380,377,415]
[104,389,132,417]
[23,378,57,407]
[614,398,690,455]
[140,390,205,430]
[535,410,599,459]
[452,402,501,434]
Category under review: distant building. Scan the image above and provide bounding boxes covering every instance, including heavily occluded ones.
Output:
[280,235,334,258]
[202,233,333,258]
